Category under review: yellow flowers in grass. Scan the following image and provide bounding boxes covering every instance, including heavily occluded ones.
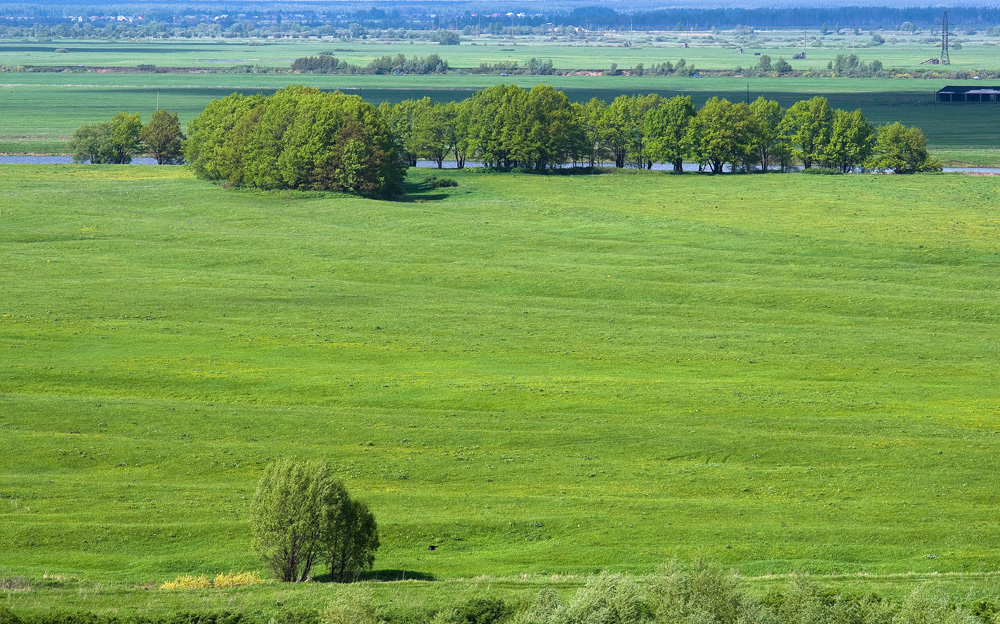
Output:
[160,571,263,590]
[212,571,264,588]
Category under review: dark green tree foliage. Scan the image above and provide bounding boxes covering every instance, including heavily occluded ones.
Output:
[600,94,640,169]
[141,109,185,165]
[748,96,785,172]
[329,499,380,583]
[69,121,113,164]
[519,85,577,170]
[823,109,874,172]
[866,122,942,173]
[291,54,342,73]
[69,112,143,164]
[378,97,431,168]
[109,112,143,164]
[780,96,834,169]
[251,460,379,583]
[692,97,754,174]
[644,95,695,172]
[185,87,405,197]
[465,84,528,169]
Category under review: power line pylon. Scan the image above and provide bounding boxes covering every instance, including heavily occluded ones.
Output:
[940,11,950,65]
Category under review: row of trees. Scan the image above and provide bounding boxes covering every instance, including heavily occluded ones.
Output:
[291,52,449,75]
[251,460,379,583]
[69,109,184,165]
[184,86,406,197]
[380,87,939,174]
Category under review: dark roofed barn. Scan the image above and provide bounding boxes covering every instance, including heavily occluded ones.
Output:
[937,85,1000,102]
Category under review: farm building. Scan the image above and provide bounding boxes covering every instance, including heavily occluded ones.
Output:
[936,85,1000,102]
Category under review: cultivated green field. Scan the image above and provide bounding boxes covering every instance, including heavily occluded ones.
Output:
[2,31,998,71]
[3,165,1000,612]
[3,34,1000,161]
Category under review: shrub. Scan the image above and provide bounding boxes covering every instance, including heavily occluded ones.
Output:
[425,175,459,188]
[0,605,22,624]
[799,167,843,175]
[560,572,651,624]
[648,558,773,624]
[892,588,978,624]
[452,597,512,624]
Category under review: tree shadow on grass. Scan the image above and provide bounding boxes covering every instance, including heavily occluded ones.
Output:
[311,569,435,583]
[395,174,457,202]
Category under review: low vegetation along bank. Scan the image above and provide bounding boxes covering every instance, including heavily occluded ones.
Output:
[4,562,1000,623]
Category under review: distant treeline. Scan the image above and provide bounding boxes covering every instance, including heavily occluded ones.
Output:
[3,3,1000,39]
[291,52,448,75]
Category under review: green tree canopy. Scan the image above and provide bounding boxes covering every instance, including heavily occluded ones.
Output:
[822,108,874,173]
[186,87,405,197]
[866,122,942,174]
[780,96,834,169]
[644,95,696,172]
[251,460,379,583]
[141,109,185,165]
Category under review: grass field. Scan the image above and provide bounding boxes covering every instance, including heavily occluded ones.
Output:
[2,31,999,72]
[3,165,1000,612]
[4,73,1000,160]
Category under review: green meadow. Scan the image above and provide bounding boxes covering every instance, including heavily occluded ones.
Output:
[1,31,997,71]
[3,165,1000,612]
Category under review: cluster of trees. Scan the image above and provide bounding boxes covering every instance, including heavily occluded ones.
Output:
[474,58,556,76]
[291,52,449,75]
[184,86,406,197]
[380,87,939,174]
[251,460,379,583]
[69,109,184,164]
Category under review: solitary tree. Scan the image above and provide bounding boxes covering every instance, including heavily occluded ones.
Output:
[251,460,378,583]
[141,109,184,164]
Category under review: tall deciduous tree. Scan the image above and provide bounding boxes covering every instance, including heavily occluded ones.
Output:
[141,109,184,164]
[251,460,378,583]
[748,96,785,172]
[822,109,874,172]
[644,95,695,172]
[108,112,143,164]
[692,97,754,174]
[780,96,833,169]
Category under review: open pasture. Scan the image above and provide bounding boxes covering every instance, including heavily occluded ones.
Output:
[1,30,998,72]
[2,166,1000,612]
[3,73,999,159]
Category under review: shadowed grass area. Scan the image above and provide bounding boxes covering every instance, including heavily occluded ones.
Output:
[2,166,1000,611]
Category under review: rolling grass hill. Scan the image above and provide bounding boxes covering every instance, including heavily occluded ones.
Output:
[2,166,1000,612]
